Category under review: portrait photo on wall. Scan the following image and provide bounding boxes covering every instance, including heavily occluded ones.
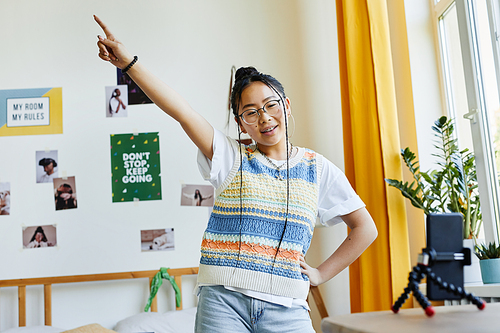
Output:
[53,176,77,211]
[141,228,175,252]
[23,225,57,249]
[36,150,58,184]
[117,69,152,105]
[181,184,214,207]
[0,182,11,215]
[105,85,128,118]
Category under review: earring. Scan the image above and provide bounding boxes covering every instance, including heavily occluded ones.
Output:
[287,114,296,139]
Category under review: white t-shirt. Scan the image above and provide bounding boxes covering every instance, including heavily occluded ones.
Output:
[109,97,119,114]
[26,240,49,248]
[196,128,365,308]
[38,172,58,183]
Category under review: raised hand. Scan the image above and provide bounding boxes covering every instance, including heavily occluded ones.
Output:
[94,15,134,69]
[92,15,215,159]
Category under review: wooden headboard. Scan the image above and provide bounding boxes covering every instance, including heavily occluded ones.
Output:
[0,266,328,328]
[0,267,198,327]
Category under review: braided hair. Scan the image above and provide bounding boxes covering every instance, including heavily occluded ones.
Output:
[229,67,291,281]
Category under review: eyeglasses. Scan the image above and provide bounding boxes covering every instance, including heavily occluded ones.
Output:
[238,99,283,125]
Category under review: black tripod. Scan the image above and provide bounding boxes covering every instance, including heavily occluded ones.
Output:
[391,248,486,316]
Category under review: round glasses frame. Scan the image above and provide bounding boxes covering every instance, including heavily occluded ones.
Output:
[238,99,283,125]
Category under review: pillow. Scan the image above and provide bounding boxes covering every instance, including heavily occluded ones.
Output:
[114,307,196,333]
[61,324,117,333]
[1,326,64,333]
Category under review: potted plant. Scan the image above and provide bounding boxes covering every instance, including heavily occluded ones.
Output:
[475,242,500,284]
[385,116,482,282]
[385,116,482,239]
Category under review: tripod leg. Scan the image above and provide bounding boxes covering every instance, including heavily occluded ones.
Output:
[391,286,412,313]
[410,281,435,317]
[392,266,425,313]
[427,271,486,310]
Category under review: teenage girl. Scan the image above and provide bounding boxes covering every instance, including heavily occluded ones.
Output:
[26,226,50,248]
[95,15,377,333]
[109,88,126,116]
[183,189,213,206]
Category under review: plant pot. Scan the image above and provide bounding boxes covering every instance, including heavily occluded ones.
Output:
[479,258,500,284]
[463,239,482,283]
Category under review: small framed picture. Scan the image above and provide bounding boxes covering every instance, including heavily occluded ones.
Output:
[105,85,128,117]
[141,228,175,252]
[117,69,152,105]
[23,225,57,249]
[53,176,77,211]
[36,150,58,184]
[0,182,10,215]
[180,184,214,207]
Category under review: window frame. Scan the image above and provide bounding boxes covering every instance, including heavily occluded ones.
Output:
[431,0,500,244]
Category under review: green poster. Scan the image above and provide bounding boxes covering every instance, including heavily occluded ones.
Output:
[110,132,162,202]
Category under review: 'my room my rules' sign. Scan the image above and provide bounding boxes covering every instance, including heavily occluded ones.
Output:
[0,88,63,136]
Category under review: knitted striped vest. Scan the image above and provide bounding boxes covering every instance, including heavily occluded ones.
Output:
[197,146,321,300]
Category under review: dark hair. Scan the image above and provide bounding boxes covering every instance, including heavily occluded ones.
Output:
[39,157,57,168]
[229,67,291,280]
[55,184,77,210]
[57,183,73,193]
[30,226,48,242]
[230,67,286,119]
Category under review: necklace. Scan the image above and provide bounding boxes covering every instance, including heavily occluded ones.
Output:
[257,144,294,180]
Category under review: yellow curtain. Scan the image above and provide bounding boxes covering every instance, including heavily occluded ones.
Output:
[336,0,412,312]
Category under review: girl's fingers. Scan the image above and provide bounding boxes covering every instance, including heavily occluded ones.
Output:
[94,17,132,66]
[97,37,118,61]
[97,40,109,57]
[94,15,115,41]
[98,52,110,61]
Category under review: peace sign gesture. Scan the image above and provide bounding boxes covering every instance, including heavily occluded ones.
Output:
[94,15,134,69]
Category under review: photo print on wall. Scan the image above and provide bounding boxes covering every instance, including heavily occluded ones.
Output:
[23,225,57,249]
[117,69,152,105]
[105,85,128,118]
[110,132,162,202]
[36,150,58,184]
[141,228,175,252]
[0,87,63,137]
[53,176,77,211]
[0,182,10,215]
[181,184,214,207]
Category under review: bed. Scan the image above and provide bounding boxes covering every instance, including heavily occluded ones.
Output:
[0,267,328,332]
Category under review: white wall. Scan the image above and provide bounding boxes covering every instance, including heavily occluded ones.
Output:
[404,0,446,171]
[0,0,339,330]
[0,0,444,331]
[295,0,352,326]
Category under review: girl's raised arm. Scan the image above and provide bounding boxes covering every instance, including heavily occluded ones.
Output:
[94,15,214,160]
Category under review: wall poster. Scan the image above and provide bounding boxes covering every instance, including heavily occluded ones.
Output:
[110,132,162,202]
[0,87,63,137]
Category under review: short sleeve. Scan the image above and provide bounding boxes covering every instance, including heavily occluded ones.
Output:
[197,127,238,189]
[317,156,365,227]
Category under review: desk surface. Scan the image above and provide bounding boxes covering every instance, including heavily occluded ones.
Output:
[321,302,500,333]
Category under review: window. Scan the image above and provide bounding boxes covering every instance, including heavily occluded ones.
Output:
[433,0,500,244]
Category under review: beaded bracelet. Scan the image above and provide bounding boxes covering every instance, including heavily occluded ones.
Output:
[121,56,138,74]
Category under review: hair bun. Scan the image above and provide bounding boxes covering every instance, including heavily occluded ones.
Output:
[235,66,259,81]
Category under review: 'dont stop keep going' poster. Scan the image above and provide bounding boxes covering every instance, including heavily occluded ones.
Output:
[110,132,162,203]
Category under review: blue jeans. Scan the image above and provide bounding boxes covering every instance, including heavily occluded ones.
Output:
[195,286,316,333]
